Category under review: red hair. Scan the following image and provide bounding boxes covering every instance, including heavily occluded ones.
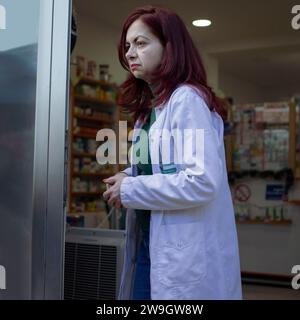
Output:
[118,5,226,123]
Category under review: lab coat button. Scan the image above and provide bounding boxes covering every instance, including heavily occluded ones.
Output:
[177,239,187,249]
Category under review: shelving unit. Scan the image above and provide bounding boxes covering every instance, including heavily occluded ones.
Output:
[74,94,116,107]
[224,98,300,280]
[226,99,299,209]
[223,99,300,231]
[286,200,300,206]
[225,99,299,174]
[236,219,292,225]
[295,97,300,178]
[68,78,121,214]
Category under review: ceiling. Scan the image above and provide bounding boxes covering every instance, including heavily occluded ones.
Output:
[74,0,300,91]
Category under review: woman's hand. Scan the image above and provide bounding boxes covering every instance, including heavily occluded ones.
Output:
[102,172,128,208]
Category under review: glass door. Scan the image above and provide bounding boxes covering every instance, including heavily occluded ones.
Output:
[0,0,71,299]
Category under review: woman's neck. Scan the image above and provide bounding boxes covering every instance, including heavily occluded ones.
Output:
[148,82,158,97]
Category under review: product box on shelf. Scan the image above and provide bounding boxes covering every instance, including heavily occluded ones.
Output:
[231,101,292,171]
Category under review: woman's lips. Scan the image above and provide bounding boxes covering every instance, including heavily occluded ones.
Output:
[131,64,140,70]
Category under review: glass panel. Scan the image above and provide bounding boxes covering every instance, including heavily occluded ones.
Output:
[0,0,40,299]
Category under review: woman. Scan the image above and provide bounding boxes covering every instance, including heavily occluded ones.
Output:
[103,5,242,300]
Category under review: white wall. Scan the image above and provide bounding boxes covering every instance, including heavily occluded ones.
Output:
[202,53,219,94]
[231,178,300,276]
[71,13,127,85]
[260,85,300,103]
[219,70,265,104]
[72,13,221,89]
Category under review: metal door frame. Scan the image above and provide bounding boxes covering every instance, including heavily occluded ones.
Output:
[32,0,71,299]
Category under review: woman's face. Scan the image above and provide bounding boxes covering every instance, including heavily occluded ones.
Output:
[125,19,164,83]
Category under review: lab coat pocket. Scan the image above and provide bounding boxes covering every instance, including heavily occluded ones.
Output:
[160,163,177,174]
[158,130,178,174]
[156,221,206,287]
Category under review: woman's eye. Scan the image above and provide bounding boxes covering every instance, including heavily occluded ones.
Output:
[137,41,145,46]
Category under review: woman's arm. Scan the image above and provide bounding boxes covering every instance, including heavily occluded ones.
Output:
[120,86,224,211]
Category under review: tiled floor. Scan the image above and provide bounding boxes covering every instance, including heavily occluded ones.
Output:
[242,284,300,300]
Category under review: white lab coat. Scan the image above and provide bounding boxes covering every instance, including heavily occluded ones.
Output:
[118,84,242,300]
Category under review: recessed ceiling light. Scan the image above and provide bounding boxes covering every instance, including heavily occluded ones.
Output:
[192,19,212,27]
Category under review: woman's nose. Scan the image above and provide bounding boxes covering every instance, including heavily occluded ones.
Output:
[126,46,137,60]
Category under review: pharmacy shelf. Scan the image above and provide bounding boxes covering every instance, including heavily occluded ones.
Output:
[286,200,300,205]
[74,114,113,123]
[75,94,115,106]
[236,219,292,225]
[78,77,117,89]
[68,210,106,214]
[255,122,289,126]
[226,100,297,173]
[72,192,103,196]
[68,79,120,214]
[73,172,112,178]
[73,152,96,158]
[73,132,96,139]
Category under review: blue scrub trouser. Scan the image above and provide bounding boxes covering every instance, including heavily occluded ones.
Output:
[132,230,151,300]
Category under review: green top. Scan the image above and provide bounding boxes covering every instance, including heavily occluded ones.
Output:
[134,108,156,233]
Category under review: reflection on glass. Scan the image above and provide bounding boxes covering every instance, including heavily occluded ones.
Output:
[0,0,40,299]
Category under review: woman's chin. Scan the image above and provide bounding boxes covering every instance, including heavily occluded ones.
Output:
[132,70,142,77]
[131,72,152,84]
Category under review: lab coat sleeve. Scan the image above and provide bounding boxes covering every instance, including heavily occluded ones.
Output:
[120,166,132,176]
[120,86,224,211]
